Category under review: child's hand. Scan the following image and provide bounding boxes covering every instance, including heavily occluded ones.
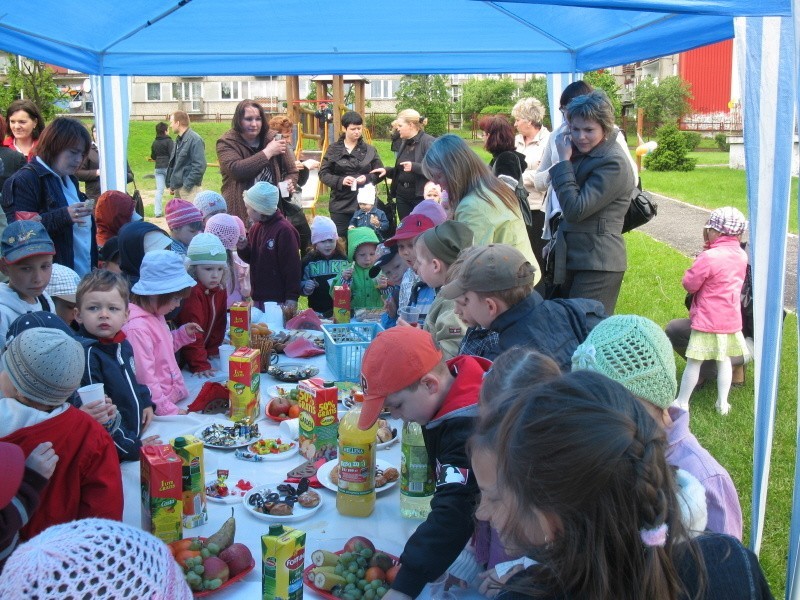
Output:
[342,267,354,281]
[178,408,188,415]
[183,322,204,338]
[26,441,59,479]
[396,317,413,327]
[384,296,397,319]
[142,435,162,446]
[370,214,380,227]
[80,399,112,424]
[478,565,524,598]
[377,275,388,290]
[302,280,317,295]
[141,406,154,431]
[195,369,216,379]
[236,236,248,251]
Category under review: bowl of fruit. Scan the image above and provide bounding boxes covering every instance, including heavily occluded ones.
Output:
[265,385,301,421]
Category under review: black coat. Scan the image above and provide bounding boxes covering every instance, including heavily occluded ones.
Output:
[318,138,383,215]
[150,134,174,170]
[490,150,527,181]
[384,130,435,202]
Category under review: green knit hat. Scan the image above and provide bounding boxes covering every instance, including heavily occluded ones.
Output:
[187,233,227,265]
[571,314,677,409]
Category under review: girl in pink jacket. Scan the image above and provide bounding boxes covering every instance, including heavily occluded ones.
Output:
[123,250,203,415]
[675,207,749,415]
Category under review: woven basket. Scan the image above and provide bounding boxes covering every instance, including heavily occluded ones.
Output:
[249,334,275,372]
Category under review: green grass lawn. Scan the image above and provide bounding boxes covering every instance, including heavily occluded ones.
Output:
[690,150,730,165]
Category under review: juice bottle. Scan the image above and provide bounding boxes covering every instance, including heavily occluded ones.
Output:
[336,404,379,517]
[400,421,434,519]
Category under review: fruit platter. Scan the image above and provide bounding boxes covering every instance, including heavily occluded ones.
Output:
[265,385,301,421]
[304,536,400,598]
[168,510,254,597]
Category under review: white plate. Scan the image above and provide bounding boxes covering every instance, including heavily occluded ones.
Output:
[377,434,398,450]
[242,484,323,522]
[195,422,261,449]
[243,439,299,461]
[316,459,399,495]
[205,473,260,504]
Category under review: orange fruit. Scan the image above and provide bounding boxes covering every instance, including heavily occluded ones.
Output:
[288,404,301,418]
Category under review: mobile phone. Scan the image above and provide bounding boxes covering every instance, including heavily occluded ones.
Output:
[275,133,283,141]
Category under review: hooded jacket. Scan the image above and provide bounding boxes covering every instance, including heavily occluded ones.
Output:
[330,227,383,310]
[78,327,154,462]
[95,190,135,248]
[117,221,169,285]
[176,283,227,373]
[0,283,55,356]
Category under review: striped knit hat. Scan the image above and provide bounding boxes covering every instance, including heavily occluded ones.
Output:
[187,232,227,265]
[165,198,203,230]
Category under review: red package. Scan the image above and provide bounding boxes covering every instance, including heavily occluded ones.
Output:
[15,211,41,221]
[283,337,325,358]
[284,308,323,331]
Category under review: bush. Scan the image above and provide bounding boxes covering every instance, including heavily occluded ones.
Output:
[714,132,731,152]
[644,123,697,172]
[682,131,701,151]
[478,105,512,117]
[367,114,395,139]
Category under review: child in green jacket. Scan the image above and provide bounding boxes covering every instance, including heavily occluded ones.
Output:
[331,227,383,311]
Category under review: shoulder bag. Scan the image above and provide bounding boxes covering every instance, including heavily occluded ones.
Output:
[622,187,657,233]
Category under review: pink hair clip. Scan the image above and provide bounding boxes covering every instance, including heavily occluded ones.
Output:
[639,523,668,547]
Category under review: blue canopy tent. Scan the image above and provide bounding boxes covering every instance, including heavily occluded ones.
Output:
[0,0,797,594]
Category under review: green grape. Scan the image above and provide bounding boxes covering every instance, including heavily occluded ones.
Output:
[200,548,210,559]
[206,542,220,555]
[189,539,201,551]
[376,586,387,598]
[371,580,382,589]
[348,562,359,573]
[357,579,367,590]
[340,552,353,563]
[344,583,356,592]
[360,548,373,559]
[364,589,376,600]
[342,594,356,600]
[357,568,365,579]
[186,571,201,584]
[206,578,222,590]
[192,564,204,575]
[346,573,357,584]
[356,556,367,568]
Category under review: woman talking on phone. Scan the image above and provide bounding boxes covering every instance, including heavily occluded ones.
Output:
[549,90,635,315]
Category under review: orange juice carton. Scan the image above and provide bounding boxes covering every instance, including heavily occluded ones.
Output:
[333,284,351,324]
[228,346,261,422]
[297,378,339,462]
[140,444,183,543]
[170,435,208,529]
[262,524,305,600]
[230,301,252,348]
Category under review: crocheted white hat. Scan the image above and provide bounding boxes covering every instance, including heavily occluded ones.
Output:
[0,518,192,599]
[205,213,240,251]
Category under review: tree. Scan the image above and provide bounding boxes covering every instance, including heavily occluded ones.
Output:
[643,123,696,171]
[633,75,693,129]
[460,77,518,122]
[395,75,451,136]
[519,76,551,128]
[0,54,65,121]
[584,69,622,118]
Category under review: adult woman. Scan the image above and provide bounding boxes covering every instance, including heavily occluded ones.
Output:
[421,134,535,266]
[372,109,435,220]
[3,100,44,160]
[150,122,173,217]
[510,98,550,261]
[0,116,26,192]
[216,99,298,224]
[481,116,527,182]
[471,371,772,600]
[550,90,635,315]
[76,124,134,201]
[1,117,96,275]
[318,110,383,238]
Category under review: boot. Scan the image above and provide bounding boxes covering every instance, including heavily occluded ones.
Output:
[732,364,746,387]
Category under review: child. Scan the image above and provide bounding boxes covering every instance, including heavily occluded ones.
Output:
[75,270,161,462]
[410,199,447,226]
[357,326,490,598]
[469,372,770,600]
[165,198,204,256]
[97,236,122,273]
[572,314,743,539]
[0,328,122,541]
[371,245,409,329]
[0,441,56,571]
[413,220,474,358]
[330,227,383,311]
[441,244,605,369]
[348,184,389,239]
[675,207,749,415]
[0,518,193,598]
[123,250,202,415]
[177,233,228,376]
[117,221,172,284]
[205,213,251,307]
[0,221,56,353]
[385,214,436,324]
[423,180,443,203]
[237,181,301,309]
[193,190,227,226]
[95,190,138,249]
[44,263,80,330]
[301,215,348,317]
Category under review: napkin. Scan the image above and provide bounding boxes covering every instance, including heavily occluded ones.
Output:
[283,337,325,358]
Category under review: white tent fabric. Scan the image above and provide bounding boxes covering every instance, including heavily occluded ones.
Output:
[90,75,131,195]
[546,72,577,131]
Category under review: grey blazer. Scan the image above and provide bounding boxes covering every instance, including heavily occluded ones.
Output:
[550,133,635,273]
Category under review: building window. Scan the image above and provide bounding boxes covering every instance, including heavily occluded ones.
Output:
[146,83,161,101]
[370,79,396,100]
[171,82,203,112]
[221,81,244,100]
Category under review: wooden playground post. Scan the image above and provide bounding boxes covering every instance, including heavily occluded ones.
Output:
[285,75,300,123]
[636,108,644,172]
[332,75,344,134]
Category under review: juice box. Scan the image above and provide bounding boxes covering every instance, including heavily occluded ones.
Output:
[333,284,351,324]
[230,301,252,348]
[140,444,183,544]
[262,524,305,600]
[297,378,339,462]
[170,435,208,529]
[228,346,261,422]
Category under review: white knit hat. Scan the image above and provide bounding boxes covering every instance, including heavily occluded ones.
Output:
[187,232,227,265]
[193,190,227,218]
[357,183,376,206]
[310,215,338,244]
[243,181,279,216]
[205,213,240,250]
[0,518,193,599]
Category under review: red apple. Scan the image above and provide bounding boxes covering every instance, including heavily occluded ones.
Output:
[202,556,230,584]
[218,543,253,576]
[343,536,375,554]
[269,396,291,416]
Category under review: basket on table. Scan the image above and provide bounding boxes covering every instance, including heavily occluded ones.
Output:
[321,322,384,382]
[248,333,275,372]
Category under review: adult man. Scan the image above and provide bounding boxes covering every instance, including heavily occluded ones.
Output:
[314,101,333,143]
[166,111,206,201]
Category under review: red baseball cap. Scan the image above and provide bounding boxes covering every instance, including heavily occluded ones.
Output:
[383,214,435,247]
[358,327,443,429]
[0,442,25,509]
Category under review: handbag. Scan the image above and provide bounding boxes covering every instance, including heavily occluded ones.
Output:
[622,189,657,233]
[131,179,145,218]
[375,178,397,238]
[494,154,533,227]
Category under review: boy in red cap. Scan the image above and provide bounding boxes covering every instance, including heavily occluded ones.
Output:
[358,326,490,599]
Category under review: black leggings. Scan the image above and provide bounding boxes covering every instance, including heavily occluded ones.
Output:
[330,211,354,240]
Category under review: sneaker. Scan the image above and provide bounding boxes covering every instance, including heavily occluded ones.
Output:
[716,400,731,415]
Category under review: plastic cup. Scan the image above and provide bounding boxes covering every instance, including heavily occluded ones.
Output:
[399,306,420,327]
[278,181,290,198]
[279,418,300,440]
[77,383,105,404]
[218,344,235,374]
[350,181,358,191]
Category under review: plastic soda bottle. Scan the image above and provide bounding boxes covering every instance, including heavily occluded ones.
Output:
[336,403,379,517]
[400,421,435,519]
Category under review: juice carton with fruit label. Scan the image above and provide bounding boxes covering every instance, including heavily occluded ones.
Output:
[297,378,339,462]
[230,301,252,348]
[140,444,183,543]
[170,435,208,529]
[262,524,305,600]
[333,284,351,324]
[228,347,261,422]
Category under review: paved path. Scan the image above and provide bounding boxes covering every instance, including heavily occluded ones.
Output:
[639,193,797,311]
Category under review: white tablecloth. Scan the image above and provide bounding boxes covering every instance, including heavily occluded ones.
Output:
[121,352,482,599]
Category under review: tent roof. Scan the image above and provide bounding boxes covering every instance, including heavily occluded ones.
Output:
[0,0,742,76]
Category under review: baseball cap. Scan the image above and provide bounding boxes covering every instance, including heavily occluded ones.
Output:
[358,327,443,429]
[383,214,435,247]
[369,245,400,278]
[45,263,81,303]
[1,221,55,265]
[440,244,536,300]
[419,220,474,265]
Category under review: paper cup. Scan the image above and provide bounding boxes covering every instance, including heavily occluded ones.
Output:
[399,306,420,326]
[218,344,235,374]
[279,418,300,440]
[77,383,105,404]
[278,181,290,198]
